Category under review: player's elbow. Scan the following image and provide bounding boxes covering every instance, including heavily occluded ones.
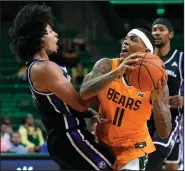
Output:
[158,130,171,139]
[80,88,88,100]
[80,92,87,100]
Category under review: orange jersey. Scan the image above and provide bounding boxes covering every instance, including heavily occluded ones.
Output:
[96,58,155,168]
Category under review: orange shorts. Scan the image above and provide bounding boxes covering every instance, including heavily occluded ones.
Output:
[110,136,156,170]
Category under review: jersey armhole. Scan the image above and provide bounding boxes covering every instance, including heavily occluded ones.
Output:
[111,58,120,71]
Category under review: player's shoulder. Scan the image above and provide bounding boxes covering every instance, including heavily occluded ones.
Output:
[176,49,183,53]
[173,49,183,56]
[31,60,61,76]
[92,57,113,73]
[94,57,121,67]
[95,57,112,65]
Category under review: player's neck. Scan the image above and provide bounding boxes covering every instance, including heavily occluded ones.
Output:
[34,49,49,60]
[155,42,171,57]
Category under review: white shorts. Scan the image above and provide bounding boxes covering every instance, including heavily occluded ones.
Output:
[119,158,140,170]
[119,155,148,170]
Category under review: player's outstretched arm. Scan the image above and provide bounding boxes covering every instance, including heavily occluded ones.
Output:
[151,81,172,139]
[33,61,95,112]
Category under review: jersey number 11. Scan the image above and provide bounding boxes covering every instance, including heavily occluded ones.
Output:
[113,107,125,127]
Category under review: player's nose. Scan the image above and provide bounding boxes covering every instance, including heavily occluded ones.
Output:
[123,39,129,46]
[153,30,160,36]
[54,32,58,38]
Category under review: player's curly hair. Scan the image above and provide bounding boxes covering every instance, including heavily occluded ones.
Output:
[9,4,55,61]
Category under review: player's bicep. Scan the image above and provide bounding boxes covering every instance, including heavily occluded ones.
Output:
[42,63,87,112]
[82,58,112,84]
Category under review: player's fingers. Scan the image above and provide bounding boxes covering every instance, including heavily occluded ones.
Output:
[154,86,160,93]
[97,118,102,124]
[169,96,180,103]
[170,97,180,104]
[157,80,163,91]
[161,76,167,89]
[93,117,101,124]
[127,52,141,60]
[169,101,179,107]
[124,65,134,71]
[101,118,109,123]
[125,58,141,65]
[95,115,109,124]
[151,87,158,94]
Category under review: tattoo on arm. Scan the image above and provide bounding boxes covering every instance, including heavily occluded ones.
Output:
[80,58,119,99]
[153,85,172,139]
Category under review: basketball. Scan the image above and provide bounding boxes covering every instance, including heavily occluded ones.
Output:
[127,53,167,91]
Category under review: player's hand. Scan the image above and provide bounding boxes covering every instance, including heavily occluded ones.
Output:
[151,76,167,101]
[116,52,143,75]
[90,114,108,137]
[87,108,108,124]
[169,95,184,108]
[91,114,109,124]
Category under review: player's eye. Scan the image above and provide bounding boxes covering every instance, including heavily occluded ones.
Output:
[130,36,137,42]
[124,37,128,41]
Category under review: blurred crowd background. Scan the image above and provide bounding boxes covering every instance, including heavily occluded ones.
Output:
[0,0,183,155]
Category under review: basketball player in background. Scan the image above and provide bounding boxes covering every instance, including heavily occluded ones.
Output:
[80,28,172,170]
[9,4,118,170]
[147,18,184,170]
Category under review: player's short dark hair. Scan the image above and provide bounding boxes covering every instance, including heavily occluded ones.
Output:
[9,4,55,61]
[152,18,173,32]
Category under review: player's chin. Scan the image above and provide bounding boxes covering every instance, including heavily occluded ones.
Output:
[120,52,129,58]
[155,43,163,48]
[48,49,57,55]
[53,46,58,53]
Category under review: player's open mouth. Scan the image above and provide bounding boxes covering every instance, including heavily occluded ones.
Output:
[155,39,162,43]
[154,37,161,41]
[56,39,59,49]
[121,46,128,53]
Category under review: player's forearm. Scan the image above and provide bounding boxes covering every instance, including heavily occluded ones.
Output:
[153,99,172,139]
[80,70,119,100]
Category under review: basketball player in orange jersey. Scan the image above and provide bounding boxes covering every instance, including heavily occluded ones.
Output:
[80,28,172,170]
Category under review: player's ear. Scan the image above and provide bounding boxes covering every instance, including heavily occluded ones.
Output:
[40,38,45,48]
[169,31,174,39]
